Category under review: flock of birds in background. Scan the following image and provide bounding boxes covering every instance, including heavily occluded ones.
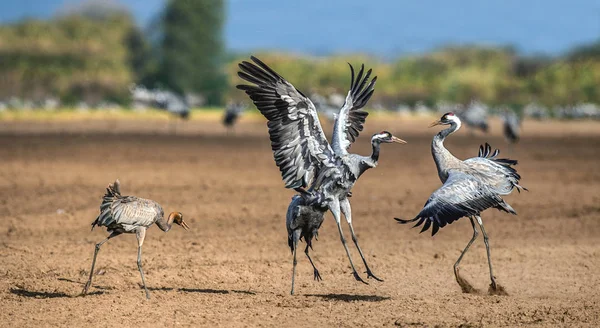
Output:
[129,84,522,145]
[84,56,528,299]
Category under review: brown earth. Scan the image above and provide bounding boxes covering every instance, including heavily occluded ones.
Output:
[0,117,599,327]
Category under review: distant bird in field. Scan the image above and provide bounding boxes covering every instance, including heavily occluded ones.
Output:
[81,179,190,299]
[237,56,406,294]
[502,110,521,145]
[395,112,526,294]
[311,93,339,124]
[153,90,190,120]
[459,101,489,134]
[222,102,246,130]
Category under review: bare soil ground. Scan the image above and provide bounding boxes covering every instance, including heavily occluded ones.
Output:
[1,117,599,327]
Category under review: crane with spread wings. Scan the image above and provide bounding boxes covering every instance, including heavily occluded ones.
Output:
[237,56,406,293]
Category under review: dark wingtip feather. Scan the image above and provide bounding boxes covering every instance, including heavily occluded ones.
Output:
[431,222,440,236]
[348,63,355,90]
[420,220,432,233]
[394,217,414,224]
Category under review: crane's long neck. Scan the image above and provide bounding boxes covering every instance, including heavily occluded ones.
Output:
[156,213,176,232]
[370,140,381,164]
[432,122,461,182]
[357,140,380,176]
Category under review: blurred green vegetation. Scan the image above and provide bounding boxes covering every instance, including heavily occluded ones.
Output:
[0,12,137,105]
[226,46,600,108]
[0,2,597,108]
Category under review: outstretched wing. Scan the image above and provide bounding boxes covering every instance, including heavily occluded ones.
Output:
[237,56,335,189]
[395,170,515,236]
[331,63,377,155]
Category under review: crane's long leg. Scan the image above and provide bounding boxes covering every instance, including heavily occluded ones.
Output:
[290,236,299,295]
[340,198,382,281]
[81,231,121,296]
[305,244,322,281]
[475,215,497,290]
[454,217,478,292]
[330,198,367,284]
[135,228,151,299]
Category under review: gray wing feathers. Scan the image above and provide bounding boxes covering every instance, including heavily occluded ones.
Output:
[396,170,515,236]
[237,56,334,189]
[92,181,161,232]
[465,142,525,195]
[332,64,377,154]
[110,197,160,230]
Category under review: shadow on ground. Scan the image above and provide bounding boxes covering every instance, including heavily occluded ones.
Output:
[305,293,390,302]
[10,288,103,299]
[179,288,256,295]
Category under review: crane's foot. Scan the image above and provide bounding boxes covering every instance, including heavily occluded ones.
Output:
[366,269,384,282]
[81,282,91,296]
[313,268,322,281]
[352,271,368,285]
[490,278,497,291]
[455,268,479,294]
[487,278,508,296]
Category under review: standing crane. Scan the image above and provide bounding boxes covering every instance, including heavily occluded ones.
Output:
[81,179,190,299]
[237,56,406,294]
[153,90,190,120]
[502,109,521,145]
[459,101,489,134]
[395,112,526,294]
[222,101,246,131]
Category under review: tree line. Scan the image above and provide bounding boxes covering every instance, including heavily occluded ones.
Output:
[0,0,598,109]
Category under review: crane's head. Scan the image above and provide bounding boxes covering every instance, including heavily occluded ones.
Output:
[371,131,407,144]
[429,112,461,127]
[169,212,190,230]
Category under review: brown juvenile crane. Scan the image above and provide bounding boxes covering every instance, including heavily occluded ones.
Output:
[81,179,190,299]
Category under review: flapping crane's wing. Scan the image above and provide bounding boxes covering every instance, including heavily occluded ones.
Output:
[395,170,515,236]
[237,56,335,189]
[331,64,377,155]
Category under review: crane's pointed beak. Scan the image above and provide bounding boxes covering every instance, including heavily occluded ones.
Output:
[391,136,407,144]
[428,120,442,128]
[180,220,190,230]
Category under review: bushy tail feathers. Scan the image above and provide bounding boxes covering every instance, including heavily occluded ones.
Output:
[478,143,528,192]
[91,179,122,230]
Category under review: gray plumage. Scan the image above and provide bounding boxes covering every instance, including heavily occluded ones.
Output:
[286,194,327,295]
[82,179,189,299]
[396,112,526,293]
[223,102,246,128]
[237,56,406,294]
[153,90,190,120]
[131,85,190,119]
[502,110,521,144]
[311,93,339,124]
[459,101,489,133]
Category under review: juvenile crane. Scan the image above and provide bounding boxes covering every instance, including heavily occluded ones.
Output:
[237,56,406,294]
[81,179,190,299]
[395,112,526,294]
